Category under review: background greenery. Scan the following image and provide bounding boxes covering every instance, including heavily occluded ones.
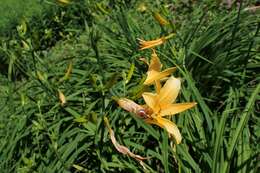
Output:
[0,0,259,172]
[0,0,45,34]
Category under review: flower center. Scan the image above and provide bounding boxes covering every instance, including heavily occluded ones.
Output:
[137,109,149,119]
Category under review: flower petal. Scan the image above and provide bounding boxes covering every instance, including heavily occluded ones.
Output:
[139,57,149,66]
[160,102,197,117]
[144,67,176,85]
[104,117,148,161]
[109,127,148,160]
[158,76,181,105]
[145,117,182,144]
[143,70,159,85]
[148,50,161,72]
[138,38,165,50]
[155,80,161,93]
[142,92,159,113]
[117,98,144,115]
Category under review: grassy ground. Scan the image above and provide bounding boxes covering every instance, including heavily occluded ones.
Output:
[0,0,45,34]
[0,0,259,172]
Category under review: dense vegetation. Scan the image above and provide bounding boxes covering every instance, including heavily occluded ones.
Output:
[0,0,259,172]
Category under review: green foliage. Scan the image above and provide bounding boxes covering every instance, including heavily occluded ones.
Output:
[0,0,259,172]
[0,0,45,34]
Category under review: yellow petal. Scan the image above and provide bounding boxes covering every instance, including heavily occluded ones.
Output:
[148,49,161,72]
[138,34,175,50]
[138,38,165,50]
[117,98,144,115]
[158,76,180,105]
[155,80,161,93]
[144,70,160,85]
[142,92,159,113]
[144,67,176,85]
[138,38,163,45]
[145,117,182,144]
[160,102,197,117]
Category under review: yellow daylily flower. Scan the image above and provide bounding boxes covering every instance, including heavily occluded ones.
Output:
[118,77,196,144]
[142,77,196,144]
[143,49,176,92]
[138,33,175,50]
